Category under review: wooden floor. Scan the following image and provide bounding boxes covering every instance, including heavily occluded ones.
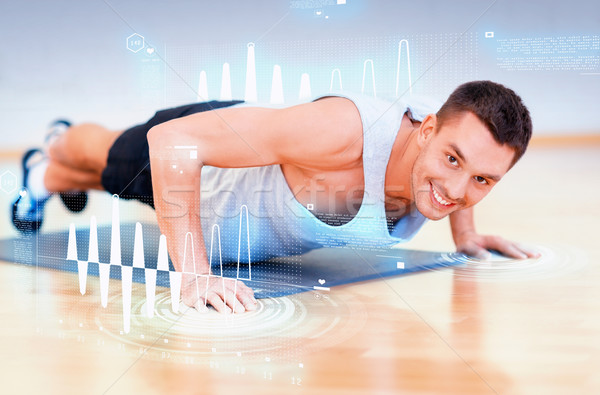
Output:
[0,145,599,395]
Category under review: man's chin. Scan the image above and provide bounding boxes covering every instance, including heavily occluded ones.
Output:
[422,211,449,221]
[416,200,455,221]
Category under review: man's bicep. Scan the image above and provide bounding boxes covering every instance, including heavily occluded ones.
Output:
[149,97,362,169]
[270,97,363,167]
[156,107,281,168]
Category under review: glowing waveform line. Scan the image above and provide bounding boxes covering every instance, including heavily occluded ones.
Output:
[132,222,156,318]
[197,70,208,102]
[237,205,252,281]
[110,194,133,333]
[270,65,284,104]
[70,196,254,325]
[220,62,232,101]
[244,42,258,103]
[298,73,311,101]
[395,39,413,96]
[208,225,228,306]
[330,68,343,91]
[235,205,252,312]
[191,41,413,103]
[361,59,376,97]
[68,195,134,333]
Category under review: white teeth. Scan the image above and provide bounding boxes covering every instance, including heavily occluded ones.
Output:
[432,185,451,206]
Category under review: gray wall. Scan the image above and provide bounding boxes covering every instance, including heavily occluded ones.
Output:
[1,0,599,149]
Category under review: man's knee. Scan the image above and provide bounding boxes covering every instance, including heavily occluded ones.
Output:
[48,123,114,171]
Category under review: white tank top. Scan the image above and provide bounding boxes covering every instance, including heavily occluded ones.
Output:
[199,93,440,263]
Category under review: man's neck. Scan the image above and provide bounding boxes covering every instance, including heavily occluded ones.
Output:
[385,115,421,203]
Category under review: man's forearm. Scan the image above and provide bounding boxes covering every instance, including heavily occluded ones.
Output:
[449,207,476,244]
[148,126,210,275]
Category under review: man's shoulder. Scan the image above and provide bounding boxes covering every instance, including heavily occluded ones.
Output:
[282,96,364,168]
[312,91,443,124]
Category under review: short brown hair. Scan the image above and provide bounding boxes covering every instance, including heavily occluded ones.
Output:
[436,80,532,166]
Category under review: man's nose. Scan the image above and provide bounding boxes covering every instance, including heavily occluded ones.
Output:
[444,174,469,202]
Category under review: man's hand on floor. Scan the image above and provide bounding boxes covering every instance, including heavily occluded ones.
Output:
[180,274,258,314]
[454,230,541,260]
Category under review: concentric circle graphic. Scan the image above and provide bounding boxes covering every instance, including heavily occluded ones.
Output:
[428,243,587,282]
[78,288,367,364]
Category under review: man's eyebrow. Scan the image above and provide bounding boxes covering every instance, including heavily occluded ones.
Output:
[449,144,466,164]
[449,143,501,182]
[481,173,501,182]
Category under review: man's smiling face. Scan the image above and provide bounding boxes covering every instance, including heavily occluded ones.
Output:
[411,111,517,221]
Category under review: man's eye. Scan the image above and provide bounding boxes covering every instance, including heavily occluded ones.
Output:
[475,176,488,184]
[447,155,458,166]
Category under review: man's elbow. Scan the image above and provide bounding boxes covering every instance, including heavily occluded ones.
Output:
[147,123,205,169]
[147,124,173,152]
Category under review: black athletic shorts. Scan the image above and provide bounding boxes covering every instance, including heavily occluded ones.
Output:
[100,100,243,208]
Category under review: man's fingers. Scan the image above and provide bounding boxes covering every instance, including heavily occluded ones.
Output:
[194,300,209,313]
[180,277,258,314]
[483,237,542,260]
[458,240,491,260]
[217,288,247,314]
[483,236,528,259]
[223,279,258,311]
[181,289,202,310]
[230,296,246,314]
[515,242,542,259]
[457,234,541,262]
[241,295,258,311]
[501,244,527,259]
[207,293,231,314]
[232,291,258,312]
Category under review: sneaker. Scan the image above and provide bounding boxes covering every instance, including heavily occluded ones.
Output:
[11,149,50,233]
[44,119,72,148]
[45,119,89,213]
[59,191,88,213]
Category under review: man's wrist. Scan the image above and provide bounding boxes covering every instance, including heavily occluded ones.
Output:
[452,228,477,244]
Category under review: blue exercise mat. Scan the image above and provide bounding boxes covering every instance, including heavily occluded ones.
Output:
[0,224,464,298]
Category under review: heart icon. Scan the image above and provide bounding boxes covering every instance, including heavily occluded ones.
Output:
[318,279,325,285]
[147,47,155,54]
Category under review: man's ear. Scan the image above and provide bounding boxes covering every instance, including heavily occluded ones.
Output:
[417,114,437,149]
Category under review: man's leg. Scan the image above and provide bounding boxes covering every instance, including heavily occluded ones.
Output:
[45,160,105,192]
[11,122,123,232]
[13,100,244,232]
[47,123,122,185]
[46,101,244,199]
